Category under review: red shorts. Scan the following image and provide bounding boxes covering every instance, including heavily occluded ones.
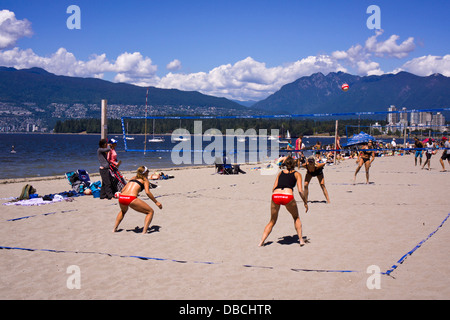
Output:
[118,194,137,206]
[272,194,294,205]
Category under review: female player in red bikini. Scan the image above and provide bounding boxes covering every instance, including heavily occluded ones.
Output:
[113,166,162,234]
[258,156,308,247]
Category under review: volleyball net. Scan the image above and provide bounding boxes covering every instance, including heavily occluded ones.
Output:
[120,107,450,154]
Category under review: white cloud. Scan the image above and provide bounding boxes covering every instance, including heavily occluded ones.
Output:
[157,56,346,100]
[0,10,33,49]
[0,46,159,85]
[166,59,182,71]
[399,54,450,77]
[332,30,417,76]
[365,30,415,58]
[356,61,383,76]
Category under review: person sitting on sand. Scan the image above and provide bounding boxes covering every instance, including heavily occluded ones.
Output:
[258,156,308,247]
[354,140,375,184]
[302,156,330,203]
[113,166,162,234]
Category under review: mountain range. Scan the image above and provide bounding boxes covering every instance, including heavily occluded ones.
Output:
[1,66,449,120]
[0,66,246,111]
[252,71,450,115]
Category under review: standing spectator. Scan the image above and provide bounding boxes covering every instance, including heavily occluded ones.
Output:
[108,138,127,194]
[391,138,397,155]
[439,137,450,172]
[97,138,114,199]
[413,137,424,166]
[422,138,435,171]
[295,135,305,159]
[107,138,121,168]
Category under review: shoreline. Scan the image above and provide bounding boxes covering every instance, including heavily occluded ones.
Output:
[0,163,219,184]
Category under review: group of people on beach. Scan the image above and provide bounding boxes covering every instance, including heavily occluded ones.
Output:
[97,138,122,200]
[413,136,450,171]
[102,133,449,248]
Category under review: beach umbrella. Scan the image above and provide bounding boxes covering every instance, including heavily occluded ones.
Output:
[343,131,376,147]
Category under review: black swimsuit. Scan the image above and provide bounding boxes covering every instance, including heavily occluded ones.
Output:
[307,167,323,177]
[361,149,372,162]
[275,171,297,190]
[129,179,145,191]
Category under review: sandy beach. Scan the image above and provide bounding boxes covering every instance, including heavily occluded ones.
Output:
[0,154,449,300]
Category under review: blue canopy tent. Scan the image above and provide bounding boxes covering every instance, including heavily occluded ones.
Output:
[344,131,376,147]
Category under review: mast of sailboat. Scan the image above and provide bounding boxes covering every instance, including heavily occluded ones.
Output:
[152,118,156,138]
[144,88,149,155]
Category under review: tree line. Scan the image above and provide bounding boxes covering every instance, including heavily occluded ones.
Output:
[54,117,386,137]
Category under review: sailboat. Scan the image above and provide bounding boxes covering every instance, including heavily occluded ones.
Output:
[125,123,135,140]
[148,136,164,142]
[279,130,291,144]
[173,136,190,142]
[172,119,190,141]
[148,118,164,142]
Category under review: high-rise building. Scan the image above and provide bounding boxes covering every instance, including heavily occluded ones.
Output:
[410,110,419,126]
[387,105,398,125]
[419,112,432,126]
[432,112,446,132]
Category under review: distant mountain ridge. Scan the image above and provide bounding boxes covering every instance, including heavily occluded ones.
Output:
[252,71,450,115]
[1,67,449,121]
[0,66,246,110]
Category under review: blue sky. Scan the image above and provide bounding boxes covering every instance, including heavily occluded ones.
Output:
[1,0,449,101]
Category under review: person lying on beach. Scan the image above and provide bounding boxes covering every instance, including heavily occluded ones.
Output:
[258,156,308,247]
[354,140,375,184]
[113,166,162,234]
[149,171,174,180]
[302,156,330,203]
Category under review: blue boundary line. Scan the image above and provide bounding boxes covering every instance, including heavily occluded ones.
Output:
[382,212,450,276]
[1,213,448,275]
[6,209,79,222]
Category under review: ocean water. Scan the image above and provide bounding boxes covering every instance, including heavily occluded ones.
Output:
[0,133,410,180]
[1,133,187,180]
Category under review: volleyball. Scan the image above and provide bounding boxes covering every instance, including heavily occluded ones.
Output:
[341,83,349,92]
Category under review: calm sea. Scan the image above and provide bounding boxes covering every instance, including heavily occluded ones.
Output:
[0,133,410,180]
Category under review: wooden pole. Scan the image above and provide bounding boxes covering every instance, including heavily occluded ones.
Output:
[334,120,338,164]
[101,99,107,140]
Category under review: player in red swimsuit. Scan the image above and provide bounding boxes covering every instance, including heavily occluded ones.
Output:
[259,156,308,247]
[113,166,162,234]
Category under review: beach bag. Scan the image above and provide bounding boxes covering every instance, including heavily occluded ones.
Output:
[66,170,91,193]
[18,184,36,200]
[77,169,91,187]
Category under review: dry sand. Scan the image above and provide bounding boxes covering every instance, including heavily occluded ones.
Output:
[0,154,449,300]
